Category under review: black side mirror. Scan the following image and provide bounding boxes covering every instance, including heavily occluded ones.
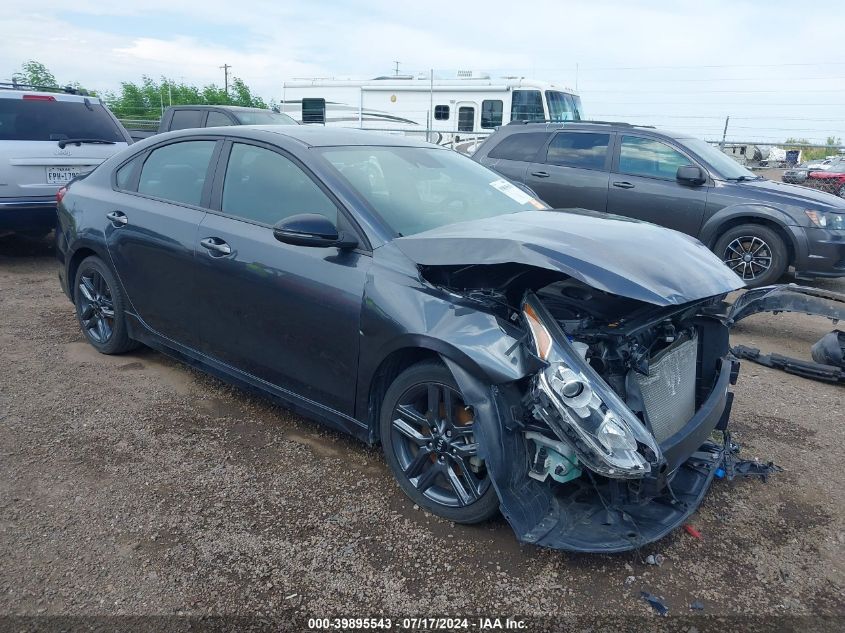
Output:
[273,213,358,249]
[676,165,706,186]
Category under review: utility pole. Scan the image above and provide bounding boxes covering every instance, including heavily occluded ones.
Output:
[220,63,232,93]
[720,115,730,148]
[393,61,400,76]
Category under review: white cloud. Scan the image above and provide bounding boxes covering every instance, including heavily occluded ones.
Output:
[1,0,843,142]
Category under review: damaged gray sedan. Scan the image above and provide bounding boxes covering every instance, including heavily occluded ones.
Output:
[57,126,763,552]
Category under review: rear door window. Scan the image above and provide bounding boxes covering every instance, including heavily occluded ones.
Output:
[169,110,204,130]
[487,132,551,162]
[205,111,233,127]
[137,140,217,206]
[618,136,693,180]
[545,132,610,170]
[115,155,143,191]
[0,97,124,141]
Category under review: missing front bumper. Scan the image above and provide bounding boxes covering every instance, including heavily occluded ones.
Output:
[446,357,756,553]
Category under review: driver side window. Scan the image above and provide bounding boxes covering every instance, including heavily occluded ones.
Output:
[618,136,693,180]
[221,143,337,226]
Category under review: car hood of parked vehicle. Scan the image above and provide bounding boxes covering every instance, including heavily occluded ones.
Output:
[393,209,744,306]
[734,178,845,209]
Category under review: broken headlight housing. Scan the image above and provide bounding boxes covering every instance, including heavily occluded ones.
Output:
[523,294,662,478]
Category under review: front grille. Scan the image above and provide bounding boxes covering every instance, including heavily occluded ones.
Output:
[634,334,698,443]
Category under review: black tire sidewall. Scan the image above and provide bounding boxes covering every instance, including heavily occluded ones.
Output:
[379,361,499,524]
[714,224,788,288]
[73,256,134,354]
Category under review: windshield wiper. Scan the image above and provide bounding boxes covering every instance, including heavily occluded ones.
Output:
[57,138,117,149]
[726,175,763,182]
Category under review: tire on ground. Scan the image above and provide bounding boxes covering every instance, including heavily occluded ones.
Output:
[379,360,499,524]
[73,255,139,355]
[713,223,789,288]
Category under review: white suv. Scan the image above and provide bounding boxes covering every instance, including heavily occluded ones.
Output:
[0,85,131,236]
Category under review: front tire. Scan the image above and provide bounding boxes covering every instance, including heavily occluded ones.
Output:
[380,361,499,524]
[714,224,788,288]
[73,256,138,354]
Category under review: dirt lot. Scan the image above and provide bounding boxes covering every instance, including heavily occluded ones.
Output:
[1,235,843,630]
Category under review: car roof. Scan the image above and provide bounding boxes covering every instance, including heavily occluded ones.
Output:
[503,120,689,140]
[195,125,443,148]
[169,105,272,113]
[0,89,101,103]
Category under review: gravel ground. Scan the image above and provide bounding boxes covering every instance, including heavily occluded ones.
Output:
[1,235,843,630]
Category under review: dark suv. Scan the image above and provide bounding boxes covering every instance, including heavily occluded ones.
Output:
[474,121,845,286]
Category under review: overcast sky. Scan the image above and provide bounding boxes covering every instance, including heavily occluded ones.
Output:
[2,0,843,144]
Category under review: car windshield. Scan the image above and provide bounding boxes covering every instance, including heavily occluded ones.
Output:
[234,110,297,125]
[678,137,759,180]
[319,146,546,236]
[546,91,581,122]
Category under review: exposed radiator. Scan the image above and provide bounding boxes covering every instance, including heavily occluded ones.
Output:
[634,333,698,443]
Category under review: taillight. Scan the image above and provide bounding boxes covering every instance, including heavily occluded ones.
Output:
[56,186,68,203]
[23,94,56,101]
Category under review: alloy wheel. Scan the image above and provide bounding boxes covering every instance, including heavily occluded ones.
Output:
[77,269,115,344]
[390,382,490,508]
[723,236,773,282]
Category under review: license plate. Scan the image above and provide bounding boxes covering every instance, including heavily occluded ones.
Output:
[46,166,82,185]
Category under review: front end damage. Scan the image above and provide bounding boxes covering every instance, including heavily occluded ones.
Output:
[437,273,768,552]
[391,211,779,552]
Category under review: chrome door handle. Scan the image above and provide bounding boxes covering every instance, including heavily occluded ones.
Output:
[612,181,635,189]
[200,237,232,256]
[531,171,550,178]
[106,211,128,226]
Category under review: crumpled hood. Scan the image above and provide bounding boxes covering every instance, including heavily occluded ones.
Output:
[394,209,744,306]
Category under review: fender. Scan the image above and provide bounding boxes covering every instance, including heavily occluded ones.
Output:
[354,266,536,423]
[698,203,801,252]
[59,235,111,301]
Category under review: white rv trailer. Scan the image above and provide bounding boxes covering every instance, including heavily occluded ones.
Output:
[280,71,583,153]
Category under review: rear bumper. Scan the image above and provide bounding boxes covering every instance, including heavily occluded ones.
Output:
[0,198,57,233]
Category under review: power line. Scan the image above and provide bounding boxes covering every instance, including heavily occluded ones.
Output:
[582,88,845,93]
[589,101,842,106]
[580,76,845,83]
[590,114,845,121]
[493,61,845,72]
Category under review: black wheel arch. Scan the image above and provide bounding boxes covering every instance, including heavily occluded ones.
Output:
[67,244,109,299]
[361,335,527,444]
[700,205,798,265]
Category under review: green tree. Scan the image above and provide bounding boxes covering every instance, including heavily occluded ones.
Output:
[12,60,58,88]
[10,60,95,95]
[104,76,268,122]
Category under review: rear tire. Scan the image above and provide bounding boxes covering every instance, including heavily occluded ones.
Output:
[380,360,499,524]
[73,256,139,355]
[714,224,788,288]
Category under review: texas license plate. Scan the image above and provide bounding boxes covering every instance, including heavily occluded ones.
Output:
[46,166,82,184]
